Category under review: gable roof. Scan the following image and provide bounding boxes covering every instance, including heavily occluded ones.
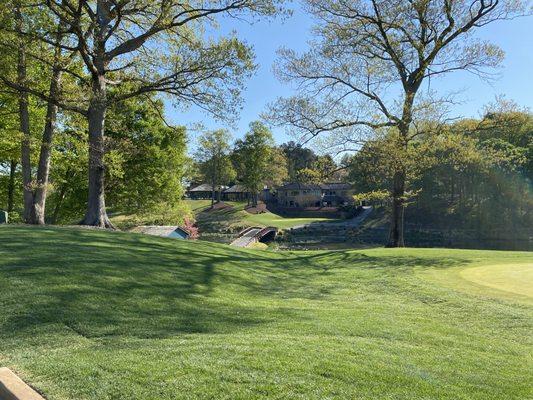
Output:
[277,183,322,191]
[188,183,225,192]
[224,184,249,193]
[320,183,352,190]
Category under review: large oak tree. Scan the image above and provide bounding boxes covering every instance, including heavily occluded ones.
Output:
[3,0,281,227]
[232,121,280,206]
[270,0,528,246]
[0,1,73,224]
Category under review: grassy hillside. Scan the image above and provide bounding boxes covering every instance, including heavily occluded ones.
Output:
[0,226,531,400]
[186,199,339,230]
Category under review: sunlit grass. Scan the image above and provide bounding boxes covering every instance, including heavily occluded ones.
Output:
[183,199,213,213]
[0,226,531,400]
[186,199,340,229]
[244,213,335,228]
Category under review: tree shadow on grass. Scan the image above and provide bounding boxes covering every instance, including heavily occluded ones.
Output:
[0,226,471,341]
[230,250,470,301]
[0,227,303,340]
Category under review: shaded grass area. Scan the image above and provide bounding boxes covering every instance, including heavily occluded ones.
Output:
[0,226,532,400]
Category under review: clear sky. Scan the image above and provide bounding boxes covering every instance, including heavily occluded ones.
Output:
[165,3,533,148]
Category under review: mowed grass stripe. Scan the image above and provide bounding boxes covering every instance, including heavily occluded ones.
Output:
[0,226,531,400]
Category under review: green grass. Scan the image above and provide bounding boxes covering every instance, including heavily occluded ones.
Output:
[459,263,533,298]
[183,199,214,213]
[187,199,340,230]
[0,226,532,400]
[243,212,335,229]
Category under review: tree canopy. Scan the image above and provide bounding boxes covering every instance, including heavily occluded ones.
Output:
[196,129,236,206]
[269,0,528,246]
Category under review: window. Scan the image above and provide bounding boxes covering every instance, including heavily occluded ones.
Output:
[291,191,299,196]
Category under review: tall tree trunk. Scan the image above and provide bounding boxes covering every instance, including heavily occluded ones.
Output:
[388,89,415,248]
[80,1,114,228]
[387,169,406,247]
[15,6,33,223]
[80,74,114,228]
[7,160,17,213]
[31,35,63,225]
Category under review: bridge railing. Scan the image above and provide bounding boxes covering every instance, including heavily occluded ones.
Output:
[255,227,277,241]
[237,226,261,237]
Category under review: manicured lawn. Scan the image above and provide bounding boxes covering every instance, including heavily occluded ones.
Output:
[459,263,533,298]
[187,199,340,230]
[243,212,334,229]
[0,226,531,400]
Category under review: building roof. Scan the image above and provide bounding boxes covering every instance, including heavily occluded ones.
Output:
[277,183,322,191]
[278,182,352,191]
[320,183,352,190]
[224,184,249,193]
[188,183,226,192]
[130,226,190,237]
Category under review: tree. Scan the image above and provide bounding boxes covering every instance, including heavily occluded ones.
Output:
[280,141,318,181]
[0,90,21,213]
[0,1,73,224]
[196,129,236,207]
[46,95,189,225]
[30,32,64,224]
[233,121,276,206]
[265,146,289,187]
[3,0,281,227]
[346,109,533,242]
[313,154,337,181]
[12,3,33,223]
[473,98,533,149]
[296,167,322,184]
[46,127,89,224]
[345,131,424,202]
[270,0,527,246]
[105,96,188,213]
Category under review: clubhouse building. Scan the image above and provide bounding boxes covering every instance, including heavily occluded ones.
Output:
[187,182,354,209]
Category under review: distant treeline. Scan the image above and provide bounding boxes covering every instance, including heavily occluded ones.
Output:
[345,108,532,245]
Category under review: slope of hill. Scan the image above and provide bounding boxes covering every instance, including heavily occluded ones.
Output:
[0,226,531,400]
[186,200,340,243]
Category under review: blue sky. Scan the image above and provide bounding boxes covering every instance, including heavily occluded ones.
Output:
[165,3,533,147]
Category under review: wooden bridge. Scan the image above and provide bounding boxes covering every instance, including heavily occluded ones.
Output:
[230,226,278,247]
